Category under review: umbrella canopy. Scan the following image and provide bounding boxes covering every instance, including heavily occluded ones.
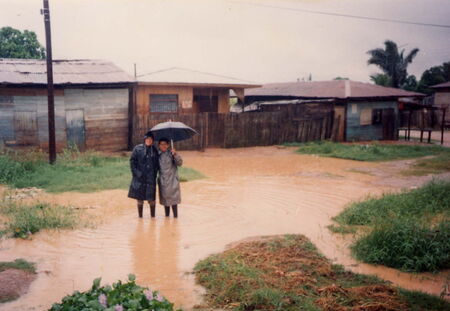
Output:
[150,121,198,142]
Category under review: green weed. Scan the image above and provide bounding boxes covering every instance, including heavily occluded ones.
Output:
[285,141,450,162]
[0,201,83,238]
[0,149,204,193]
[0,258,36,273]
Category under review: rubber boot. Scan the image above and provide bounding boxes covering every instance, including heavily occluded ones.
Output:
[150,205,156,218]
[172,205,178,218]
[137,204,143,218]
[164,206,170,217]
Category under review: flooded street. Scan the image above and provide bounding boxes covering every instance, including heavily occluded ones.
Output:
[1,146,449,310]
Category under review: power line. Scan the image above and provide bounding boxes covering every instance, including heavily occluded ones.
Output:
[229,1,450,29]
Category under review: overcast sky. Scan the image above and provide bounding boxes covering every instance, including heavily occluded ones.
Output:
[1,0,449,84]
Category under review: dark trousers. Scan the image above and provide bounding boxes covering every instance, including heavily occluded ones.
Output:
[137,200,156,218]
[164,205,178,218]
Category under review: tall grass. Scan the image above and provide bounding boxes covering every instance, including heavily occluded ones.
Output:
[0,201,82,238]
[332,180,450,272]
[286,141,450,162]
[0,149,204,193]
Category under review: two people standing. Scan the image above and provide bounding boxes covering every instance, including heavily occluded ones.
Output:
[128,132,182,218]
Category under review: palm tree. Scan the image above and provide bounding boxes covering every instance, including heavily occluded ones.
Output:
[367,40,419,88]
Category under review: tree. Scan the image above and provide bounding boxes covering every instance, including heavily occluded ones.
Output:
[416,61,450,95]
[367,40,419,88]
[334,77,349,80]
[369,73,391,86]
[0,26,45,59]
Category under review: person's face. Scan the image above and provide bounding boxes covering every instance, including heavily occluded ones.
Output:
[144,137,153,146]
[159,141,169,152]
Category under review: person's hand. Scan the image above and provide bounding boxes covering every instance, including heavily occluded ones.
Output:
[171,147,177,155]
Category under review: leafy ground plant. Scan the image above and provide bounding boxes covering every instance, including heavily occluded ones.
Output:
[0,149,204,193]
[0,201,84,238]
[331,179,450,272]
[49,274,181,311]
[285,141,450,162]
[194,235,450,311]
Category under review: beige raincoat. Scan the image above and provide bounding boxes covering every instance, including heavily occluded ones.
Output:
[158,151,183,206]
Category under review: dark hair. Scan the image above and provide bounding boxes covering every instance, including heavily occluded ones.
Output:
[143,131,154,140]
[158,137,170,144]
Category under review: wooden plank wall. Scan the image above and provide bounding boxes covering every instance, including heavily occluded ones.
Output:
[0,88,129,152]
[64,88,129,151]
[133,106,335,150]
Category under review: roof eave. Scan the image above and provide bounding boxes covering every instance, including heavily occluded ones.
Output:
[137,81,261,88]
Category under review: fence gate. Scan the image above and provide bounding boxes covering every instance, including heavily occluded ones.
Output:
[66,109,86,151]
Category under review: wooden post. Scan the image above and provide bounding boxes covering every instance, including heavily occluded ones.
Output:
[441,107,447,145]
[42,0,56,164]
[407,110,412,140]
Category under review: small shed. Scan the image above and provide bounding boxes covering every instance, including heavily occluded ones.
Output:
[136,67,260,116]
[245,80,424,141]
[0,59,135,151]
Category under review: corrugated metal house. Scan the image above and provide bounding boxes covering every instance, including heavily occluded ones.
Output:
[0,58,135,151]
[245,80,424,141]
[136,67,260,115]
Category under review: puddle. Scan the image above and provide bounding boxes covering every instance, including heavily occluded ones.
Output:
[1,146,448,310]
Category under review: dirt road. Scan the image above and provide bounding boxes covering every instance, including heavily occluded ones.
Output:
[1,146,448,310]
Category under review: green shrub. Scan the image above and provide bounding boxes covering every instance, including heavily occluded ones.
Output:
[331,180,450,272]
[352,219,450,272]
[49,274,180,311]
[335,179,450,226]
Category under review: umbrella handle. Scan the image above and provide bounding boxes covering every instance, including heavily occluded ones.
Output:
[171,139,174,150]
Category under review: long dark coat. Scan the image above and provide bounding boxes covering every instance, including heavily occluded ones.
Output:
[128,143,159,201]
[158,151,182,206]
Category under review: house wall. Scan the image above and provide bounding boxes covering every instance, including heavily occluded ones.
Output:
[0,87,129,152]
[136,85,231,115]
[434,89,450,121]
[346,101,398,141]
[136,85,194,115]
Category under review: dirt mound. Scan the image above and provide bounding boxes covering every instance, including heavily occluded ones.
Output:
[195,235,410,311]
[0,268,36,303]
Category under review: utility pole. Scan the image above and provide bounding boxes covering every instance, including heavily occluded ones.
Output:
[42,0,56,164]
[134,63,137,78]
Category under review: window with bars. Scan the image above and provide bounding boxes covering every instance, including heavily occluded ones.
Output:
[149,94,178,113]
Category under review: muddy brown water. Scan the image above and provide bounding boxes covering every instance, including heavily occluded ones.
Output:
[1,146,448,310]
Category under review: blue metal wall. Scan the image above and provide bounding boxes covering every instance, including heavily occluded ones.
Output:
[346,101,398,141]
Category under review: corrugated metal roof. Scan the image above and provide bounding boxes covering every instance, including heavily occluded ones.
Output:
[137,67,260,88]
[0,58,135,85]
[431,81,450,89]
[245,80,424,99]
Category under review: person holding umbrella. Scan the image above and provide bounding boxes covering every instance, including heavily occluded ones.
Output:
[157,137,183,217]
[150,120,198,218]
[128,131,159,218]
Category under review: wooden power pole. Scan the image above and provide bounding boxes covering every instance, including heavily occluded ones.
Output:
[42,0,56,164]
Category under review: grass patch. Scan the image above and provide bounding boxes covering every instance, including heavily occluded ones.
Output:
[0,149,204,193]
[0,258,36,273]
[332,180,450,272]
[194,235,450,311]
[285,141,450,162]
[0,201,84,238]
[402,152,450,176]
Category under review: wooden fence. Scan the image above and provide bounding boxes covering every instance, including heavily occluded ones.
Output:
[133,110,337,150]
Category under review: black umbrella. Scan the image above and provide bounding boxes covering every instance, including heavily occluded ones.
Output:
[150,121,198,147]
